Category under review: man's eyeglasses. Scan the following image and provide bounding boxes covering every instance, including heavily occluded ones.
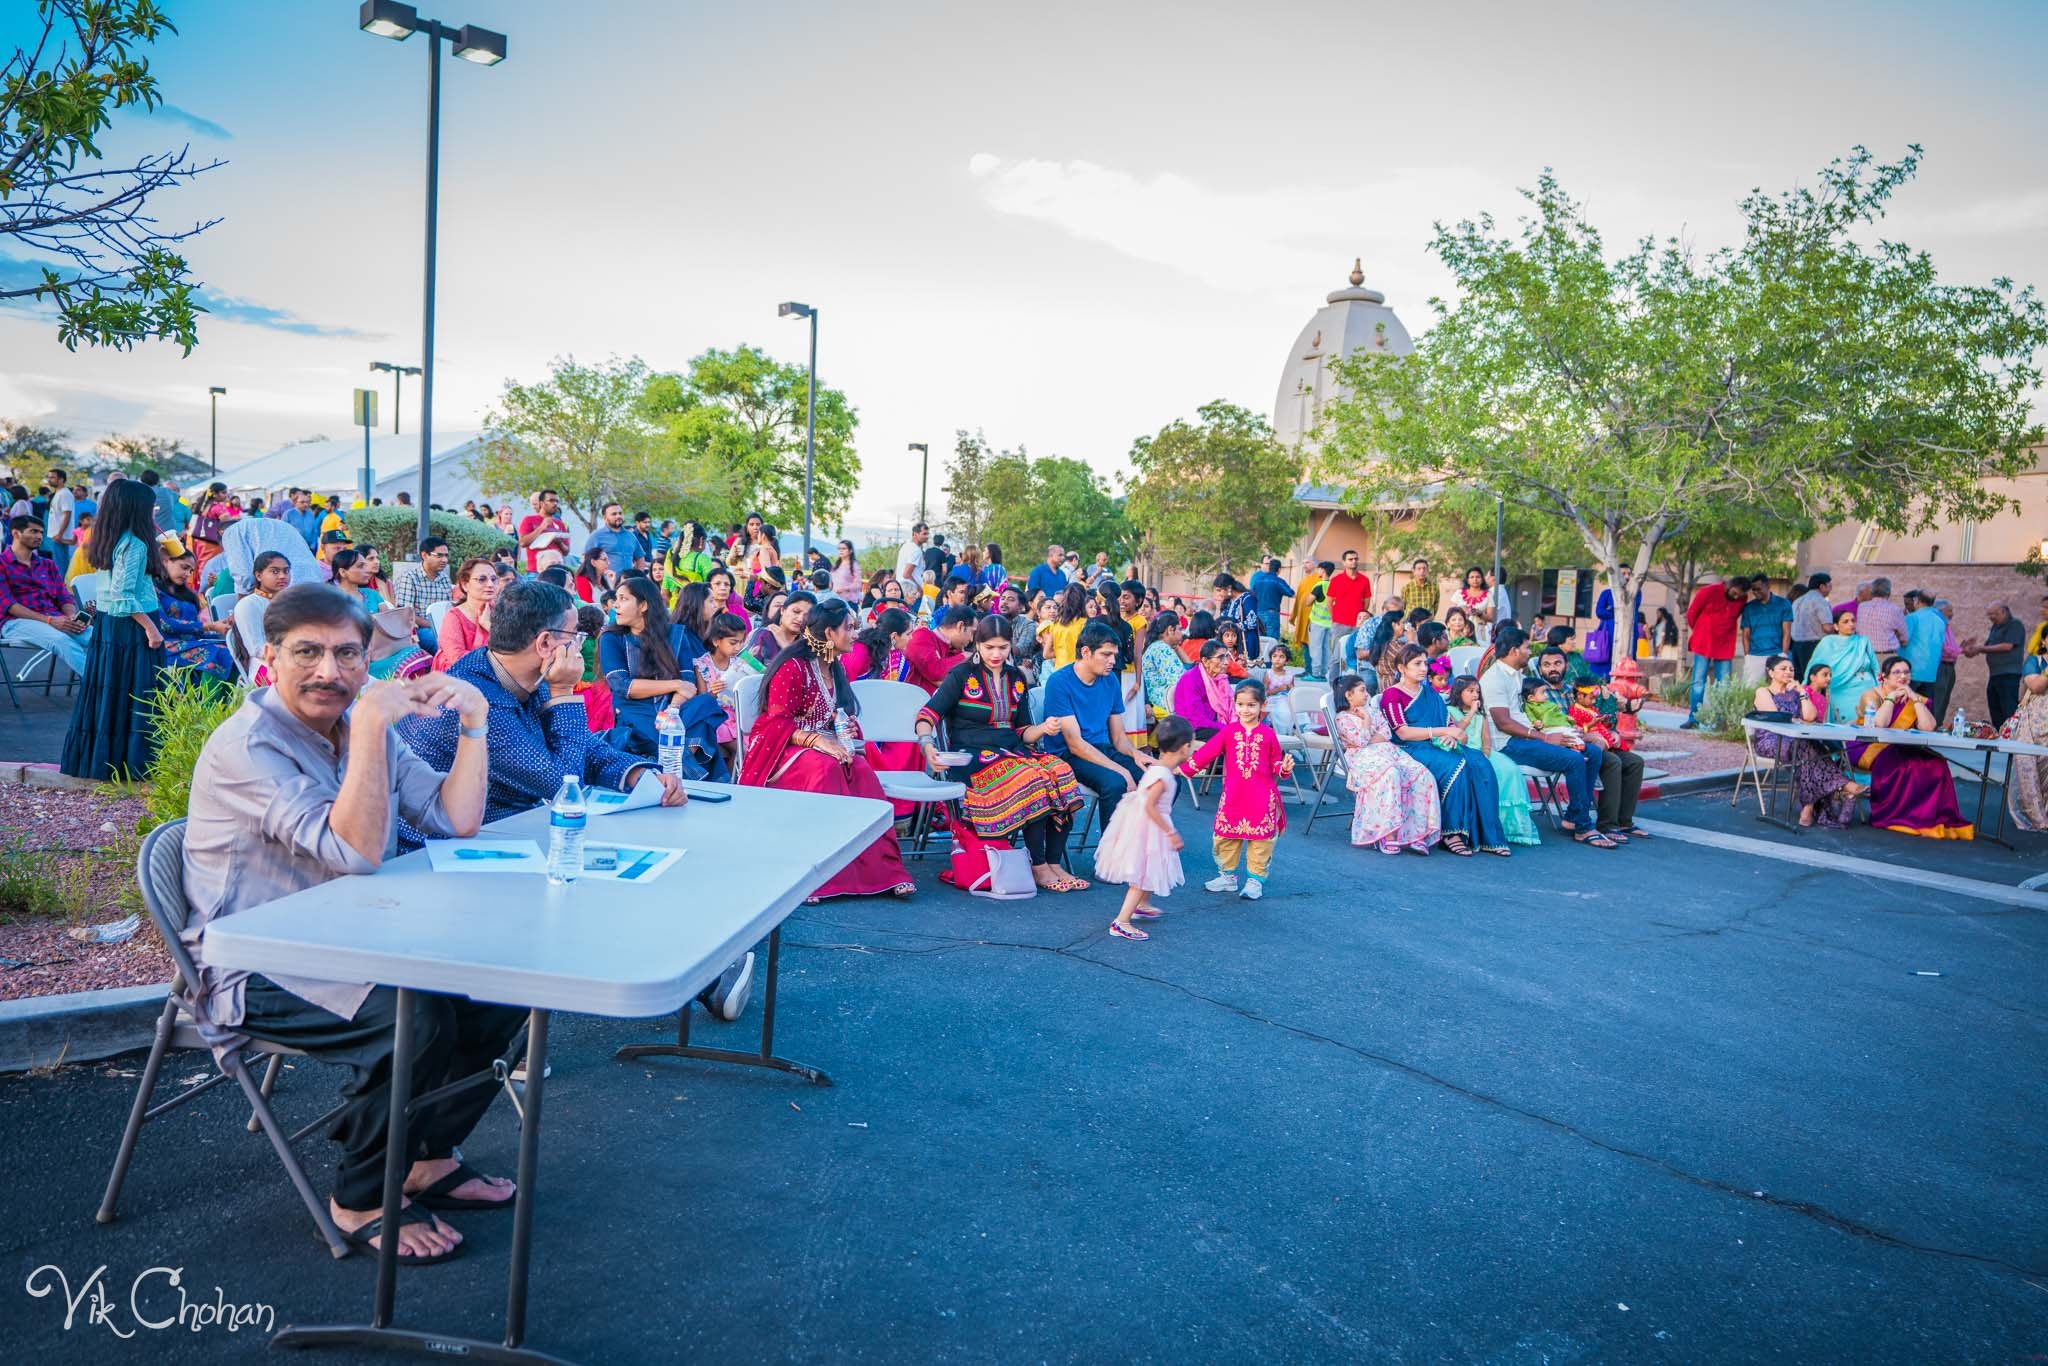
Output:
[282,643,367,668]
[542,629,587,648]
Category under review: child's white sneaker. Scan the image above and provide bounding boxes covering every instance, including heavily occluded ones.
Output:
[1203,873,1238,893]
[1239,878,1265,902]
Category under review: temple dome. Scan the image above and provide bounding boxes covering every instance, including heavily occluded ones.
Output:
[1272,258,1413,452]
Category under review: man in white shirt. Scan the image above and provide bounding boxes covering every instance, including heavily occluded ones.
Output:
[1481,624,1615,848]
[43,467,76,553]
[895,521,929,593]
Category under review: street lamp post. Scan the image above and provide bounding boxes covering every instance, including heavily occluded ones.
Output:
[207,386,226,477]
[908,442,928,526]
[369,360,422,434]
[359,0,507,548]
[779,301,818,562]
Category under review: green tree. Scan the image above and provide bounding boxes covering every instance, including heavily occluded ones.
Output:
[940,429,992,547]
[2,2,222,351]
[0,419,76,472]
[85,432,207,483]
[979,449,1131,568]
[468,356,701,534]
[1126,400,1305,582]
[1319,147,2045,647]
[650,345,860,535]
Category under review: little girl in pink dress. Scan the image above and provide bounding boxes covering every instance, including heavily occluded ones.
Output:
[1094,717,1194,942]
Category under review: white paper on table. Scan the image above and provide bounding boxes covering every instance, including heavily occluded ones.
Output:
[587,770,664,817]
[576,845,686,883]
[425,838,547,874]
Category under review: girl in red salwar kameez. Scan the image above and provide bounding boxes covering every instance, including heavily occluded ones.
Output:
[737,600,914,899]
[1177,679,1293,901]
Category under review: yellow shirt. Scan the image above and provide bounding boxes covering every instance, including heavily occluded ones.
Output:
[1047,617,1086,669]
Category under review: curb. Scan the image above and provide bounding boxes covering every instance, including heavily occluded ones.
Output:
[0,762,119,795]
[0,982,168,1074]
[1639,767,1742,802]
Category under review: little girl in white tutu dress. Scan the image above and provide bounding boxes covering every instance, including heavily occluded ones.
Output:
[1093,716,1194,941]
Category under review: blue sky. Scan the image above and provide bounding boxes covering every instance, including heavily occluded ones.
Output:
[2,0,2043,530]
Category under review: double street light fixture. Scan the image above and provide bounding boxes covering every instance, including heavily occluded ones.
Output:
[779,301,818,562]
[358,1,507,545]
[368,360,422,434]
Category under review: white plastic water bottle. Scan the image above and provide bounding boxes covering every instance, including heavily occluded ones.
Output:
[546,775,586,885]
[656,705,688,780]
[834,708,863,756]
[1951,708,1968,737]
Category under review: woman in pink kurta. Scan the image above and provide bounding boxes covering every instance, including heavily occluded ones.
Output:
[736,600,913,900]
[1176,681,1292,899]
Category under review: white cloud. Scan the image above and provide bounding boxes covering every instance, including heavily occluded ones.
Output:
[965,153,1529,301]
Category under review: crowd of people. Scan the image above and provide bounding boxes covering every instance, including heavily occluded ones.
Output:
[21,460,2031,1267]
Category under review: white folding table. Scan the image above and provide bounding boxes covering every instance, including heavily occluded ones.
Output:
[201,782,890,1364]
[1743,717,2048,846]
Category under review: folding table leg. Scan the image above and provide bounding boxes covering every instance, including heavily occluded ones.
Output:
[613,927,831,1086]
[271,995,573,1364]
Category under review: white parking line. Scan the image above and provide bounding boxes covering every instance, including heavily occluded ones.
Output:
[1631,818,2048,910]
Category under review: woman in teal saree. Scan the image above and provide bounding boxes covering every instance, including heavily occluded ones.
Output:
[1802,609,1878,724]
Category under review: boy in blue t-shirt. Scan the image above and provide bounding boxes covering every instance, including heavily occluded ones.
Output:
[1041,621,1152,820]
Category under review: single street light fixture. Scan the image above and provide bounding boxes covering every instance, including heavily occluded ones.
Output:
[208,386,226,477]
[360,0,507,545]
[369,360,422,434]
[780,301,818,562]
[908,442,928,526]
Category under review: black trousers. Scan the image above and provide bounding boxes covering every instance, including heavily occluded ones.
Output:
[1988,674,2021,729]
[239,976,527,1210]
[1016,815,1070,866]
[1790,639,1816,679]
[1065,750,1144,822]
[1927,662,1957,721]
[1596,745,1646,830]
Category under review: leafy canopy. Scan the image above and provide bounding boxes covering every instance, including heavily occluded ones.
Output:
[648,345,861,535]
[1126,400,1305,581]
[2,1,222,351]
[972,445,1131,567]
[1317,147,2046,605]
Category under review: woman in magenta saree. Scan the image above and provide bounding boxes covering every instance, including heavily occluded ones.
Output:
[1847,656,1973,841]
[738,599,915,898]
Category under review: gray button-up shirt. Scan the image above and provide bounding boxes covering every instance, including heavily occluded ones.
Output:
[181,687,459,1044]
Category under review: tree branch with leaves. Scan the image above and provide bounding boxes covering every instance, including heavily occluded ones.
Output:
[2,1,222,351]
[1317,146,2045,649]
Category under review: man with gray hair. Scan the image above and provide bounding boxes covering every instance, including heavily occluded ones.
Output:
[183,583,513,1266]
[1856,577,1907,654]
[1962,600,2026,727]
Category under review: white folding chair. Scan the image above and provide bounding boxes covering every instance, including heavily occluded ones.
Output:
[1445,645,1483,676]
[732,670,766,772]
[851,678,965,858]
[1519,765,1568,830]
[426,600,453,636]
[1302,691,1356,832]
[71,571,100,610]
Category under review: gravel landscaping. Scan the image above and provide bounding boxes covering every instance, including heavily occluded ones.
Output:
[0,782,170,1000]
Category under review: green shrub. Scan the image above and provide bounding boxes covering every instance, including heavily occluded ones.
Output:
[347,507,511,565]
[141,668,244,832]
[0,834,69,920]
[1696,673,1755,741]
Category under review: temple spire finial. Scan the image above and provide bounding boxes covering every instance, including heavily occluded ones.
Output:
[1348,258,1364,287]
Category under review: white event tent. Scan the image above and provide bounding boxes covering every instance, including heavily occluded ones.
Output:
[213,430,503,511]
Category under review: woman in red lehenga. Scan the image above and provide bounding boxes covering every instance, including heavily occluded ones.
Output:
[738,599,914,899]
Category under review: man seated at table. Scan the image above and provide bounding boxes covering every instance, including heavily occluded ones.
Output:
[395,580,753,1020]
[183,583,513,1267]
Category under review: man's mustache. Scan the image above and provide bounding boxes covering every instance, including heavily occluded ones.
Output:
[297,683,352,697]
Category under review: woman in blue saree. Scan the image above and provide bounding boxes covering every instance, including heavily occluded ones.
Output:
[1377,644,1509,857]
[1802,608,1879,724]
